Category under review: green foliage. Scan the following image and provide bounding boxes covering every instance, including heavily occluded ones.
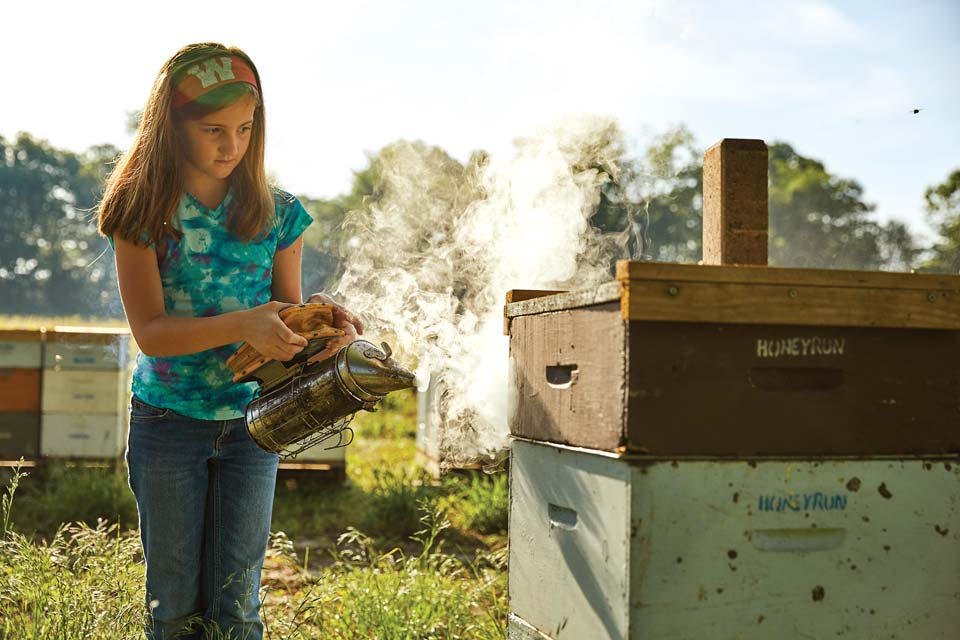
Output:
[275,502,507,640]
[0,455,507,640]
[352,388,418,439]
[593,125,703,263]
[0,464,147,639]
[361,467,439,540]
[298,158,384,295]
[9,462,138,536]
[0,133,122,317]
[767,142,921,270]
[595,129,922,271]
[921,169,960,273]
[444,471,509,535]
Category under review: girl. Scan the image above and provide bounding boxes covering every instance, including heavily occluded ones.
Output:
[98,42,359,639]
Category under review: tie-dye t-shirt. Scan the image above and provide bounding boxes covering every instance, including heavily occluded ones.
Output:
[123,188,313,420]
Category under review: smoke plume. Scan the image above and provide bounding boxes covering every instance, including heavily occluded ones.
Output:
[335,115,628,466]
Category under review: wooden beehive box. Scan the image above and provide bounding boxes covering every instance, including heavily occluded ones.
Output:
[507,439,960,640]
[506,262,960,457]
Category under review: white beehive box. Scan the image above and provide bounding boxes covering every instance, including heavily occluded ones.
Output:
[41,327,133,459]
[40,413,126,458]
[508,438,960,640]
[290,440,347,464]
[0,330,43,368]
[41,369,129,414]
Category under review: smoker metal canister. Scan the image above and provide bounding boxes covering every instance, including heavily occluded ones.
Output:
[245,340,415,456]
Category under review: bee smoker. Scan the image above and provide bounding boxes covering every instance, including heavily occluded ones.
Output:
[226,304,416,458]
[245,340,415,456]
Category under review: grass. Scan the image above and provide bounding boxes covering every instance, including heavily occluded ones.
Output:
[0,388,511,639]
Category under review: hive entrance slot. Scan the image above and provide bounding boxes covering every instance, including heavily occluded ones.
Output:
[546,364,578,389]
[548,503,578,530]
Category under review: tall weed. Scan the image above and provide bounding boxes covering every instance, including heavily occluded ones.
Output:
[11,461,138,535]
[0,463,146,639]
[446,471,510,535]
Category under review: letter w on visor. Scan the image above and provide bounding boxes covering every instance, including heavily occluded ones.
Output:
[172,55,259,108]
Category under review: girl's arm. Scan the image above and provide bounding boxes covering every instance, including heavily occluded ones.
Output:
[270,235,304,304]
[114,235,306,360]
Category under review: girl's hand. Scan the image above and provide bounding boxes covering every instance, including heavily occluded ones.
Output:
[242,301,308,361]
[307,293,363,361]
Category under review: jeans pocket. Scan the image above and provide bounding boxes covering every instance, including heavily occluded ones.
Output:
[130,394,170,422]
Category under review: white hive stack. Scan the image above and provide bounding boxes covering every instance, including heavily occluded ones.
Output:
[0,329,44,459]
[40,327,132,458]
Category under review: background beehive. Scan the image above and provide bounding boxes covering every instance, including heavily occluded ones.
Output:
[0,329,43,459]
[40,327,131,458]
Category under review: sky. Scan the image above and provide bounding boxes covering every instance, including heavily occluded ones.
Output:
[2,0,958,241]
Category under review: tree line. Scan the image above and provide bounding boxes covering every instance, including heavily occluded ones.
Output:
[0,128,957,319]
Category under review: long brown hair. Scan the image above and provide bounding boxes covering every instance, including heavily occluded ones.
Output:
[98,42,273,245]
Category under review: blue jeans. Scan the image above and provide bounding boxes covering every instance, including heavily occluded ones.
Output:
[126,394,279,640]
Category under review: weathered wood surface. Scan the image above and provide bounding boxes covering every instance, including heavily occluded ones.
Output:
[702,138,769,266]
[505,289,566,303]
[509,303,626,451]
[507,264,960,330]
[616,260,960,290]
[621,279,960,329]
[624,321,960,455]
[504,281,622,320]
[509,441,960,639]
[509,309,960,455]
[503,290,567,334]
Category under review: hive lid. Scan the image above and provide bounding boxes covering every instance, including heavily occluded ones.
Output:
[46,326,131,343]
[505,260,960,330]
[0,329,44,342]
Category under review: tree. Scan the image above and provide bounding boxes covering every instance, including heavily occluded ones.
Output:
[767,142,921,271]
[921,169,960,273]
[0,133,122,317]
[595,129,921,271]
[297,158,384,295]
[593,125,703,263]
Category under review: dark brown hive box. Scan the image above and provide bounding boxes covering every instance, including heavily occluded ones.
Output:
[506,261,960,457]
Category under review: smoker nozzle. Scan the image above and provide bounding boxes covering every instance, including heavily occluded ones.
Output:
[337,340,416,401]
